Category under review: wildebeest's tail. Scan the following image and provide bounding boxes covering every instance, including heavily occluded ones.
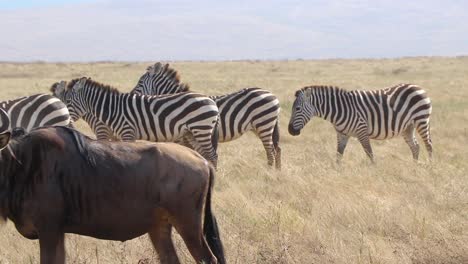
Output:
[203,165,226,264]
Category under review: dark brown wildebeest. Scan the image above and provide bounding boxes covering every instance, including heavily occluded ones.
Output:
[0,109,225,264]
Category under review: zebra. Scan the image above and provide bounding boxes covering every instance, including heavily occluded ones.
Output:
[51,81,117,140]
[288,84,433,162]
[1,93,70,132]
[132,62,282,169]
[133,62,190,95]
[59,77,220,167]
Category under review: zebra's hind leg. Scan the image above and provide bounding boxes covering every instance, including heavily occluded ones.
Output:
[356,129,374,163]
[188,132,218,169]
[256,129,276,168]
[336,132,350,164]
[416,120,433,160]
[272,121,281,170]
[402,124,420,161]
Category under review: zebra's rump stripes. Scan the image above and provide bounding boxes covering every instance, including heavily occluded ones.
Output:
[1,93,70,131]
[213,88,280,142]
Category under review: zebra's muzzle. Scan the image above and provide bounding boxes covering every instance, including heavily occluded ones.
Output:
[288,124,301,136]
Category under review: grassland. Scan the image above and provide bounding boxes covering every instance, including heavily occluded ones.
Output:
[0,57,467,263]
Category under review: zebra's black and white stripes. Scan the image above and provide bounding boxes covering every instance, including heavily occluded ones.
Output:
[1,93,70,132]
[132,62,282,169]
[133,62,190,95]
[288,84,433,162]
[51,81,116,140]
[59,77,220,167]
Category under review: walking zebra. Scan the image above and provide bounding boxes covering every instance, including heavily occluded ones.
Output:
[132,62,282,169]
[56,77,220,167]
[1,93,70,131]
[288,84,433,162]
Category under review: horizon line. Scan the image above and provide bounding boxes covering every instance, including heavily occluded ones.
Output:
[1,55,467,64]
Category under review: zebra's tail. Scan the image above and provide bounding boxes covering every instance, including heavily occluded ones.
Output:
[211,119,219,153]
[272,120,281,170]
[203,165,226,264]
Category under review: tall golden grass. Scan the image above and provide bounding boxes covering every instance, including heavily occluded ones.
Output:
[0,57,467,263]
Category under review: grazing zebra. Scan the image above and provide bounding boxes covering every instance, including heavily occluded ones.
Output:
[132,62,282,169]
[288,84,433,162]
[0,93,70,131]
[51,81,117,140]
[60,77,220,167]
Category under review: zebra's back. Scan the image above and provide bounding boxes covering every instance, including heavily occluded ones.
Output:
[1,93,70,131]
[213,88,280,142]
[353,84,431,139]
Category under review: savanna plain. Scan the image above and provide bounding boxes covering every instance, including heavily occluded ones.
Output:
[0,57,467,264]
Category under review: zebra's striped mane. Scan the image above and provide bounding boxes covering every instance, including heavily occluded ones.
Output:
[68,78,122,94]
[296,85,347,97]
[148,63,190,92]
[49,82,59,94]
[156,63,190,92]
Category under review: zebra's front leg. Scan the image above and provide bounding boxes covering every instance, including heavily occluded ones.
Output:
[356,130,374,163]
[336,132,350,164]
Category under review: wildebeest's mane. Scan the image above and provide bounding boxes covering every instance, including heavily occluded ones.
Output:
[0,126,116,220]
[68,78,122,94]
[0,127,64,219]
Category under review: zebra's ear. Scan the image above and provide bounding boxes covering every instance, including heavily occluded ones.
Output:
[54,81,67,95]
[148,62,161,75]
[73,77,87,92]
[304,88,312,97]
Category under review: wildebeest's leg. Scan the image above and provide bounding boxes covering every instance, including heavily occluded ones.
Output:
[148,215,180,264]
[402,124,420,160]
[171,189,218,264]
[336,132,350,163]
[356,126,374,163]
[173,214,218,264]
[39,232,65,264]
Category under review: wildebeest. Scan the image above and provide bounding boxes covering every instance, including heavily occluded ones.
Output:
[0,109,225,264]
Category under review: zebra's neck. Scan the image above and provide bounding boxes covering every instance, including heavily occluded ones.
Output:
[83,87,126,129]
[311,87,355,124]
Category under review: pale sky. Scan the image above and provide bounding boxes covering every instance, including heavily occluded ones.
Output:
[0,0,467,61]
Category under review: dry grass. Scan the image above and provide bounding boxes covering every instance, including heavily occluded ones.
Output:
[0,57,467,263]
